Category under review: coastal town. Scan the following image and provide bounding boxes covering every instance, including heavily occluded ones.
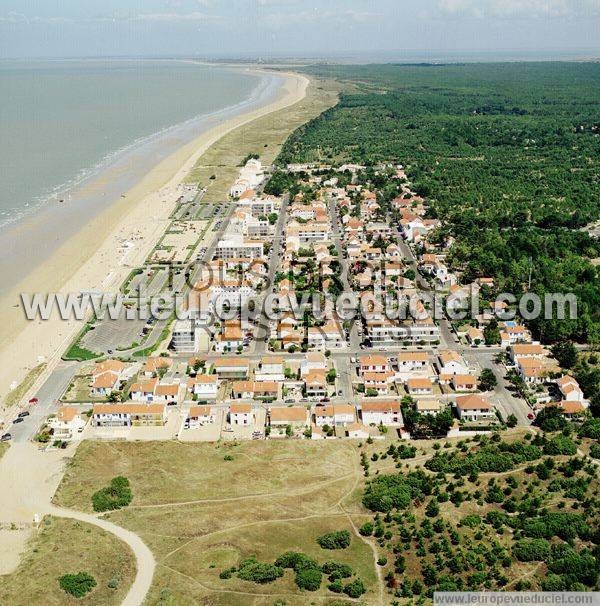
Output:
[1,52,599,605]
[3,158,590,446]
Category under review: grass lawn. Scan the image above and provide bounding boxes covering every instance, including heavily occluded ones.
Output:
[53,439,381,604]
[186,75,341,203]
[0,516,135,606]
[0,442,9,460]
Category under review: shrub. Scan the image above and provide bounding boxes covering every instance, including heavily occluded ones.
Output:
[513,539,551,562]
[460,514,482,528]
[590,443,600,459]
[579,418,600,440]
[343,578,366,598]
[91,476,132,512]
[425,499,440,517]
[543,435,577,456]
[363,470,433,512]
[359,521,374,536]
[295,566,322,591]
[322,561,353,581]
[328,579,344,593]
[275,552,318,572]
[237,557,283,584]
[317,530,351,550]
[58,572,97,598]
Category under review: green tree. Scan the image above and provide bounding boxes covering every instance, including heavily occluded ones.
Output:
[478,368,497,391]
[552,341,579,369]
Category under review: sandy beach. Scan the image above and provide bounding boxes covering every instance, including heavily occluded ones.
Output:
[0,69,309,404]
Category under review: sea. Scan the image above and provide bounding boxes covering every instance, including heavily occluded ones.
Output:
[0,59,268,230]
[0,59,281,296]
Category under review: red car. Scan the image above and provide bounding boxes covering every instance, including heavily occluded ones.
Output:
[28,397,38,405]
[527,412,535,420]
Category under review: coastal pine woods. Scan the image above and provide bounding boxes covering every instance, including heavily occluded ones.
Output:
[278,62,600,346]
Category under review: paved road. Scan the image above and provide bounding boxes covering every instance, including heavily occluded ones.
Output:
[8,361,78,444]
[327,196,361,350]
[253,194,290,356]
[466,350,533,426]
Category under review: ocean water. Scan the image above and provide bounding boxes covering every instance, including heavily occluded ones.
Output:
[0,59,283,298]
[0,59,261,229]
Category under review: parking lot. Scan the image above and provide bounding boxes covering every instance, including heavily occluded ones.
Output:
[81,314,148,354]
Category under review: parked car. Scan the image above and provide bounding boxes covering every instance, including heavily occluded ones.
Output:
[527,412,535,420]
[12,417,23,424]
[1,433,11,441]
[17,411,30,418]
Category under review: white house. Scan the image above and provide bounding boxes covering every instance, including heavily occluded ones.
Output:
[130,378,158,403]
[48,406,87,440]
[359,355,390,375]
[190,374,218,399]
[305,370,328,399]
[361,400,403,426]
[455,394,495,422]
[269,406,309,428]
[186,405,215,428]
[438,350,470,376]
[229,403,254,425]
[213,358,250,379]
[314,405,335,427]
[92,404,167,427]
[415,399,443,416]
[333,404,356,426]
[346,422,370,439]
[300,352,328,377]
[406,377,434,396]
[256,356,286,382]
[91,371,121,397]
[396,352,429,373]
[555,375,585,403]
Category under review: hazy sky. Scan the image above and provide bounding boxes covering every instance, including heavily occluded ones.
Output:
[1,0,600,59]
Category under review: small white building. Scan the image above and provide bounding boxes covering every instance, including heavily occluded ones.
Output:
[190,374,219,399]
[186,405,215,428]
[256,356,286,382]
[314,405,335,427]
[346,422,370,439]
[48,406,87,440]
[361,400,402,426]
[455,394,495,422]
[229,403,254,425]
[438,350,469,376]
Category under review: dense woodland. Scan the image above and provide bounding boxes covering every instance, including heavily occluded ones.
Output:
[278,63,600,344]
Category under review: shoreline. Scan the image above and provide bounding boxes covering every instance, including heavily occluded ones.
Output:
[0,68,309,402]
[0,63,277,299]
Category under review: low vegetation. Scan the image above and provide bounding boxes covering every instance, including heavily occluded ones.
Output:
[91,476,132,512]
[0,516,135,606]
[58,572,97,598]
